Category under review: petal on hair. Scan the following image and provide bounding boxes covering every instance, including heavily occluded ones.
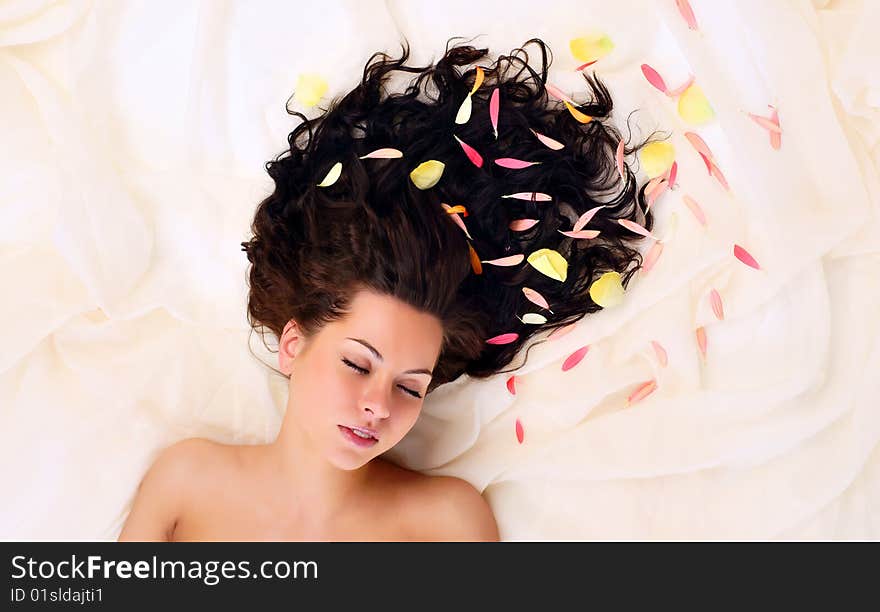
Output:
[616,139,626,180]
[520,312,548,325]
[768,105,782,150]
[645,176,666,197]
[676,0,699,30]
[734,244,761,270]
[569,33,614,63]
[502,192,552,201]
[558,229,601,239]
[527,248,569,282]
[294,73,328,108]
[642,240,664,273]
[443,206,472,239]
[682,194,707,227]
[409,160,445,190]
[316,162,342,187]
[666,74,695,98]
[515,418,524,444]
[545,83,574,104]
[564,100,593,123]
[548,322,577,340]
[490,87,500,139]
[494,157,542,169]
[641,64,668,93]
[685,131,715,163]
[562,345,591,372]
[468,243,483,275]
[589,271,625,307]
[487,333,519,345]
[454,134,484,168]
[471,66,485,95]
[666,160,678,189]
[522,287,553,312]
[696,326,707,358]
[639,141,676,178]
[509,218,540,231]
[506,375,517,395]
[678,84,714,124]
[651,340,669,367]
[530,128,565,150]
[748,113,783,134]
[709,288,725,320]
[442,204,469,217]
[627,379,658,406]
[482,254,525,267]
[455,93,473,125]
[359,147,403,159]
[647,179,669,210]
[573,205,606,232]
[618,219,658,240]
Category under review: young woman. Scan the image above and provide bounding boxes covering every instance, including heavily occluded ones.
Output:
[118,37,656,541]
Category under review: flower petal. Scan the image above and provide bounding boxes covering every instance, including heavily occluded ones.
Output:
[295,73,328,108]
[710,162,730,191]
[468,243,483,275]
[682,194,707,227]
[696,326,707,358]
[522,287,553,312]
[494,157,542,169]
[502,192,552,201]
[409,160,445,189]
[487,333,519,345]
[651,341,669,367]
[768,105,782,150]
[548,322,577,340]
[733,244,761,270]
[558,229,601,239]
[676,0,699,30]
[639,141,676,178]
[677,84,714,124]
[627,379,658,405]
[589,271,625,307]
[490,87,500,139]
[520,312,548,325]
[442,204,468,217]
[748,113,783,134]
[482,254,525,267]
[641,63,668,93]
[316,162,342,187]
[618,219,658,240]
[642,240,664,273]
[515,418,524,444]
[527,248,569,282]
[359,147,403,159]
[647,179,669,210]
[454,134,483,168]
[616,139,626,180]
[506,375,517,395]
[509,218,540,231]
[545,83,574,104]
[471,66,485,95]
[569,33,614,63]
[530,128,565,150]
[573,205,606,232]
[564,100,593,123]
[455,93,473,125]
[685,131,715,163]
[666,160,678,189]
[709,288,725,320]
[667,74,696,98]
[562,345,591,372]
[441,204,472,239]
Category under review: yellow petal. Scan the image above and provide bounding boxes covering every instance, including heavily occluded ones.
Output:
[589,271,625,308]
[409,160,445,190]
[471,66,484,95]
[677,84,714,124]
[564,100,593,124]
[455,94,473,125]
[295,73,328,108]
[527,248,568,282]
[569,33,614,63]
[638,141,675,178]
[316,162,342,187]
[520,313,548,325]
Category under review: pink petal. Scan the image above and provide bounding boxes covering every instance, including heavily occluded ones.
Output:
[627,379,658,405]
[573,205,606,232]
[645,176,666,197]
[545,83,574,104]
[618,219,658,240]
[501,192,552,202]
[651,341,669,367]
[641,63,668,93]
[642,240,664,274]
[709,288,725,320]
[768,105,781,150]
[562,345,591,372]
[748,113,783,134]
[515,418,524,444]
[548,322,577,341]
[676,0,699,30]
[666,74,695,98]
[647,180,669,210]
[682,194,707,227]
[709,162,730,191]
[666,160,678,189]
[446,209,472,239]
[487,333,519,345]
[482,254,525,266]
[509,218,540,231]
[616,139,625,179]
[522,287,553,312]
[489,87,500,139]
[733,244,761,270]
[453,135,484,168]
[685,131,715,163]
[696,327,707,358]
[506,375,517,395]
[530,128,565,150]
[494,157,542,169]
[558,229,601,239]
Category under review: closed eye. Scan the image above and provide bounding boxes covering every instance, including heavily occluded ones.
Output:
[342,358,423,399]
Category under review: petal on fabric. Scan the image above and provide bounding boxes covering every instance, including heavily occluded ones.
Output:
[558,229,601,239]
[454,134,483,167]
[641,63,668,93]
[647,180,669,210]
[520,312,548,325]
[295,73,328,107]
[482,254,525,267]
[569,33,614,63]
[515,418,525,444]
[530,128,565,151]
[768,105,782,150]
[509,218,540,231]
[748,112,783,134]
[548,322,577,341]
[642,240,664,274]
[409,160,445,189]
[666,74,696,98]
[487,333,519,345]
[666,160,678,189]
[573,205,606,231]
[685,131,715,163]
[564,100,593,123]
[709,288,725,320]
[589,271,625,307]
[455,93,473,125]
[471,66,485,95]
[494,157,542,169]
[682,194,707,227]
[696,326,708,358]
[506,375,517,395]
[616,139,626,180]
[468,243,483,275]
[676,0,699,30]
[502,192,552,201]
[522,286,553,311]
[645,176,666,197]
[359,148,403,159]
[490,87,500,138]
[733,244,761,270]
[627,379,658,405]
[316,161,342,187]
[677,84,714,124]
[527,248,569,282]
[651,340,669,367]
[562,345,591,372]
[639,141,676,178]
[618,219,658,240]
[710,162,730,191]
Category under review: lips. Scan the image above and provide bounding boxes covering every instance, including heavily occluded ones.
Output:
[338,425,379,448]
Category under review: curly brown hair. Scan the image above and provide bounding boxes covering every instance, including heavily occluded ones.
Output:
[241,37,662,394]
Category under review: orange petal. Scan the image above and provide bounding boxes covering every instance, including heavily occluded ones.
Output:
[522,287,553,312]
[359,147,403,159]
[709,288,725,320]
[748,113,783,134]
[682,194,707,227]
[509,218,540,231]
[482,254,525,266]
[641,64,668,93]
[548,322,577,341]
[733,244,761,270]
[618,219,658,240]
[651,340,668,367]
[685,131,715,163]
[487,333,519,345]
[696,326,707,358]
[495,158,542,169]
[489,87,500,139]
[468,243,482,275]
[454,134,484,168]
[558,229,601,239]
[506,375,517,395]
[768,105,782,150]
[616,139,625,179]
[515,418,524,444]
[530,128,565,150]
[627,379,658,405]
[501,192,552,202]
[471,66,485,95]
[564,100,593,123]
[642,240,664,273]
[676,0,699,30]
[573,205,606,232]
[443,204,469,217]
[562,345,591,372]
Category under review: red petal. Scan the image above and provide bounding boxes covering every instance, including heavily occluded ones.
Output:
[698,151,713,174]
[576,59,598,71]
[733,244,761,270]
[487,333,519,345]
[641,64,668,93]
[515,418,524,444]
[454,135,484,168]
[676,0,699,30]
[506,375,517,395]
[666,161,678,189]
[562,345,590,372]
[489,88,500,139]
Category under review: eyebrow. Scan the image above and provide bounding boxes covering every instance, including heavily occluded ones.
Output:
[345,337,434,376]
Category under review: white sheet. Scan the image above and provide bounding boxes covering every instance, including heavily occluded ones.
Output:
[1,0,877,539]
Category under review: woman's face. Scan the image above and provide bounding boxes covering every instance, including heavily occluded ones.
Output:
[279,289,444,470]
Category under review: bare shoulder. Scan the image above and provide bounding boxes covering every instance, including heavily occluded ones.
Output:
[402,472,500,542]
[118,438,231,541]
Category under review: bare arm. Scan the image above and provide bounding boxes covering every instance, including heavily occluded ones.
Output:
[421,476,500,542]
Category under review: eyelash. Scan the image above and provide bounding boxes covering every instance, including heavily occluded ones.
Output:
[342,358,423,399]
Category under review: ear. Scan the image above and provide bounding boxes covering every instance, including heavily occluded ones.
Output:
[278,319,304,377]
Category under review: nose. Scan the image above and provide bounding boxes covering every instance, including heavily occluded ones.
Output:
[359,385,391,419]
